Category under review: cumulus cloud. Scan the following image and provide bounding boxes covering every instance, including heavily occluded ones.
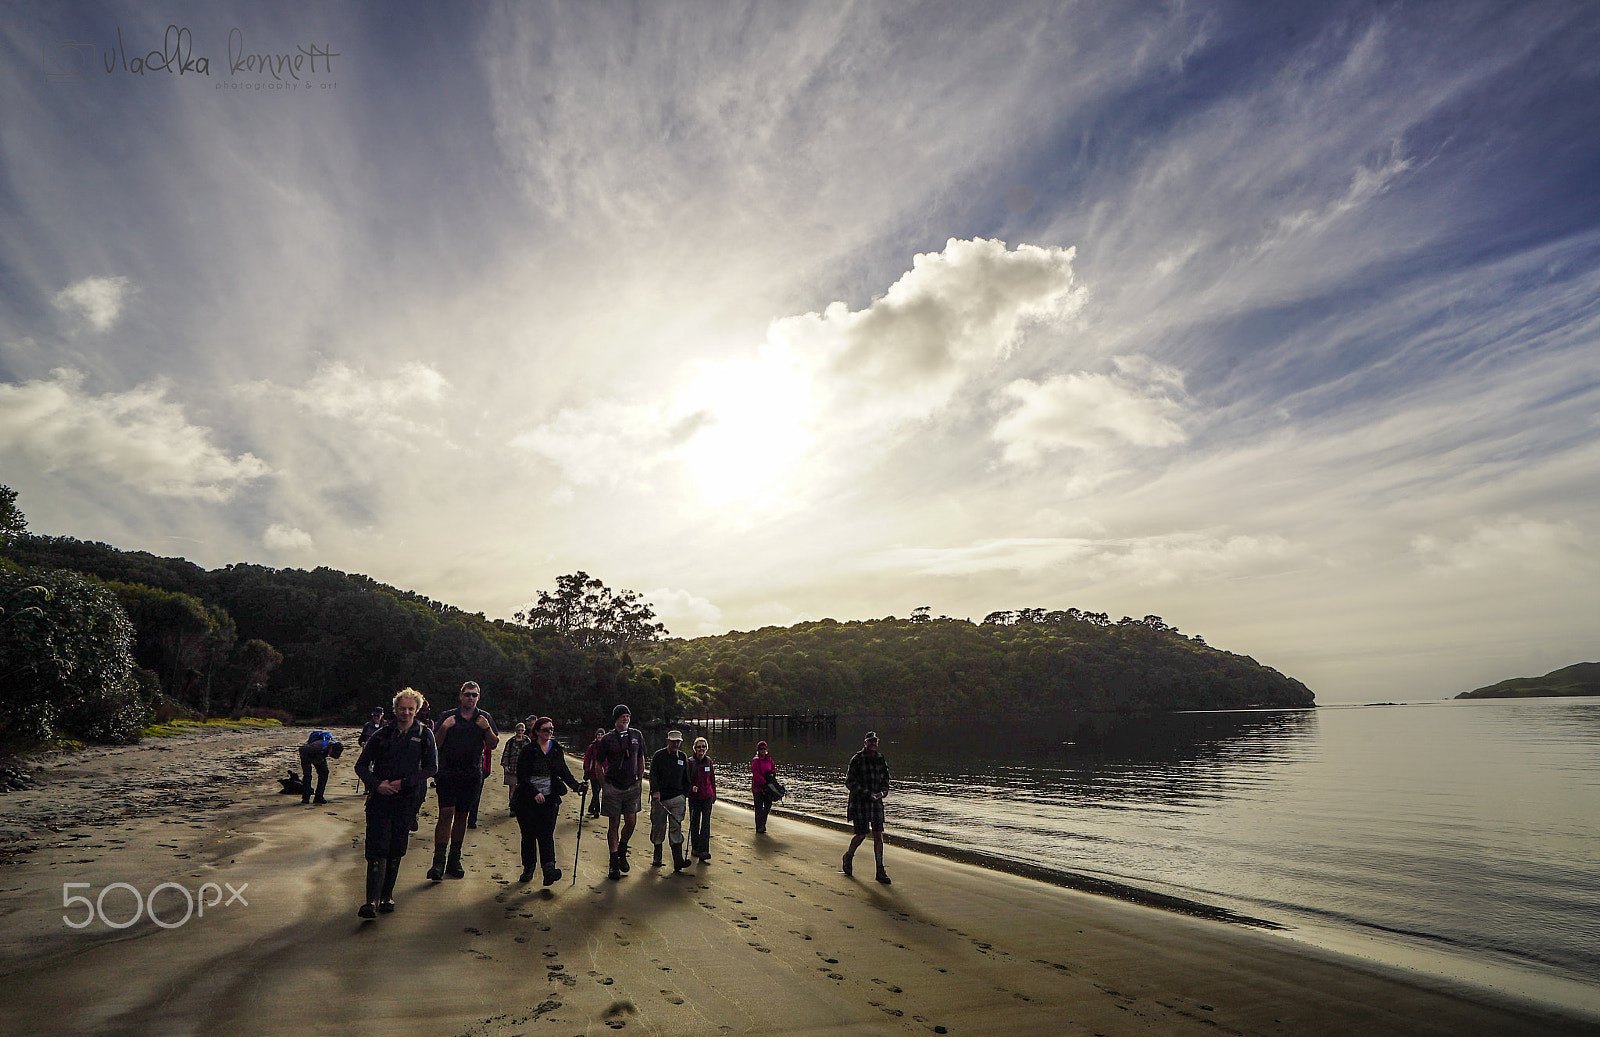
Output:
[263,523,314,552]
[879,532,1295,586]
[777,237,1087,417]
[1412,517,1586,574]
[0,369,269,499]
[52,276,132,332]
[247,361,452,441]
[515,238,1087,500]
[643,587,724,637]
[993,356,1189,464]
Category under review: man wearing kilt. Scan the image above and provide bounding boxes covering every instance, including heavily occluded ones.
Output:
[843,731,892,885]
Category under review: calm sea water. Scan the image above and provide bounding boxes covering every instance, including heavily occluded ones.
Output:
[686,698,1600,1016]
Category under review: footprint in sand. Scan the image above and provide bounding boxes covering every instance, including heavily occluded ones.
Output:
[543,949,559,957]
[872,980,903,993]
[660,991,685,1005]
[747,942,770,953]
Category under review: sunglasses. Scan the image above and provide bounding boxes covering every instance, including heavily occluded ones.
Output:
[461,692,480,698]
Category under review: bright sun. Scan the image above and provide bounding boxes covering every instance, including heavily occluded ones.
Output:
[674,351,814,512]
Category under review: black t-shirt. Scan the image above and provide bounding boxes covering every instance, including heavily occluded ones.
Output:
[598,727,645,788]
[436,707,497,774]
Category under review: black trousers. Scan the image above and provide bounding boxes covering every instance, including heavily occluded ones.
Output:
[754,793,772,831]
[365,792,413,860]
[689,798,713,855]
[515,796,561,871]
[300,756,328,800]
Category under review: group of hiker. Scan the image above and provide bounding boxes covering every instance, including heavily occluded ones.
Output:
[334,682,894,918]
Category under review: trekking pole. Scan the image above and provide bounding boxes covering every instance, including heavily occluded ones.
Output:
[572,786,588,886]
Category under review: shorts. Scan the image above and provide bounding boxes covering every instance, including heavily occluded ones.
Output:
[435,770,484,813]
[601,781,642,818]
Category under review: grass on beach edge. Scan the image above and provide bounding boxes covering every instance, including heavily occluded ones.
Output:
[139,717,284,738]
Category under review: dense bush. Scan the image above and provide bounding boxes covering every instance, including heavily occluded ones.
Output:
[0,568,149,746]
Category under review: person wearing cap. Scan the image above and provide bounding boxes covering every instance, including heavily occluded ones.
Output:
[427,681,499,881]
[582,727,607,819]
[843,731,892,884]
[648,730,692,871]
[750,741,777,835]
[596,704,646,880]
[359,706,386,746]
[687,736,717,863]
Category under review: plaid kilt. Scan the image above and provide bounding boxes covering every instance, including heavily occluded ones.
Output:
[847,792,884,826]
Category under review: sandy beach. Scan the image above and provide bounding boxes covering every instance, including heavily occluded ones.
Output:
[0,728,1593,1037]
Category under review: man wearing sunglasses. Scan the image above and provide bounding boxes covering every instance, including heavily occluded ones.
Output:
[427,681,499,880]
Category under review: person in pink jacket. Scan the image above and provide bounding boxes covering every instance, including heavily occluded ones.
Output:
[750,740,777,834]
[687,736,717,862]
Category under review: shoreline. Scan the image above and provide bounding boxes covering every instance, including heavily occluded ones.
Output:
[1,729,1596,1035]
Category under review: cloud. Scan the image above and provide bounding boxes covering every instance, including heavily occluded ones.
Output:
[801,237,1087,413]
[993,357,1188,464]
[281,360,450,433]
[0,369,269,500]
[52,276,132,332]
[263,523,314,552]
[879,532,1296,585]
[644,587,724,638]
[1412,517,1586,574]
[515,238,1087,502]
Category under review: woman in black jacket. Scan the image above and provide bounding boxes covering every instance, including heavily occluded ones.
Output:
[514,716,583,885]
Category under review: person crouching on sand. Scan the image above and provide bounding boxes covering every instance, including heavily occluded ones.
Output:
[687,736,717,863]
[843,731,892,884]
[353,688,438,918]
[513,716,581,885]
[751,741,777,834]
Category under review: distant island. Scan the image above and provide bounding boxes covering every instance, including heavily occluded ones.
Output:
[1456,661,1600,699]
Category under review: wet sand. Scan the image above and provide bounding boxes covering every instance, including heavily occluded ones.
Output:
[0,729,1593,1037]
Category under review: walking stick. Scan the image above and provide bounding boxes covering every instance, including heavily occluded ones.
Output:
[572,786,588,886]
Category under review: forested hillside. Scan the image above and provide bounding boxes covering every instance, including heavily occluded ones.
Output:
[643,608,1314,716]
[1456,661,1600,699]
[2,523,675,743]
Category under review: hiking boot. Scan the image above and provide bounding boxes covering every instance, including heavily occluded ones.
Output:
[377,900,395,914]
[358,903,377,919]
[301,797,311,805]
[313,796,328,805]
[542,866,562,886]
[445,859,465,879]
[427,845,447,881]
[652,844,664,867]
[607,853,622,881]
[518,868,534,883]
[841,854,853,877]
[617,844,632,874]
[875,868,891,885]
[672,844,691,871]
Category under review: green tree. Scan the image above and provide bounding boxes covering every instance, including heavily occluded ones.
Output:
[0,485,25,549]
[514,572,667,653]
[0,568,146,744]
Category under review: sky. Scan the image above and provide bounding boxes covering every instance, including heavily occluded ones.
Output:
[2,1,1598,704]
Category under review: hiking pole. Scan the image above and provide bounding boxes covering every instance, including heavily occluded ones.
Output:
[572,786,588,886]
